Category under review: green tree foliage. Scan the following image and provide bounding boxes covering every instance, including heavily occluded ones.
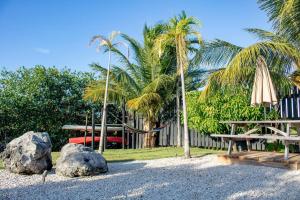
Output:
[186,88,279,134]
[0,66,99,150]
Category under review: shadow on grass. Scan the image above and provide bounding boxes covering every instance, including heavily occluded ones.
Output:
[191,152,214,159]
[107,159,136,163]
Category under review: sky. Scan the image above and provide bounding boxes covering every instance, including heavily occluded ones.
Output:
[0,0,272,72]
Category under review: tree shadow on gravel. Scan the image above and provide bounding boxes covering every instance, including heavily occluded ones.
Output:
[1,159,300,200]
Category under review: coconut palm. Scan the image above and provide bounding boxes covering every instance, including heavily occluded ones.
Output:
[89,31,129,153]
[199,31,300,100]
[85,19,210,149]
[199,0,300,99]
[258,0,300,45]
[85,25,176,148]
[122,24,178,148]
[156,11,203,158]
[258,0,300,78]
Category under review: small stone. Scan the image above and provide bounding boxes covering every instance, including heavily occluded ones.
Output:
[41,170,48,183]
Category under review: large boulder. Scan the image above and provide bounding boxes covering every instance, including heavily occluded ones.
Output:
[2,131,52,174]
[56,143,108,177]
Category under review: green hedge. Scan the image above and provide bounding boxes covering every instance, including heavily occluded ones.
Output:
[186,87,279,134]
[0,66,101,150]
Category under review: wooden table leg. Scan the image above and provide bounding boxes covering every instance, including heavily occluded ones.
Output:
[244,126,251,152]
[227,124,236,155]
[284,123,291,160]
[246,139,251,152]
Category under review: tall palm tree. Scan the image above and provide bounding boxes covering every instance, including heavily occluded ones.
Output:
[85,22,208,149]
[85,25,176,148]
[156,11,203,158]
[89,31,128,153]
[199,0,300,99]
[123,24,178,148]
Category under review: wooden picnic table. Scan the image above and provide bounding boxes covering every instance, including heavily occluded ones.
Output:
[211,120,300,160]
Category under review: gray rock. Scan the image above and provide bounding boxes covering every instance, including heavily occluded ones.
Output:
[2,131,52,174]
[56,143,108,177]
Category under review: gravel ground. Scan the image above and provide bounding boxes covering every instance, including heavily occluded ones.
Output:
[1,155,300,200]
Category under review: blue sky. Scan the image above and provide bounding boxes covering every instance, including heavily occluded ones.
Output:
[0,0,271,72]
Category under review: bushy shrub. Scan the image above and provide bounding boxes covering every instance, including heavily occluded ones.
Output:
[186,87,279,134]
[0,66,101,150]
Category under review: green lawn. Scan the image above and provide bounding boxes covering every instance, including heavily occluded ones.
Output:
[0,147,223,169]
[102,147,222,162]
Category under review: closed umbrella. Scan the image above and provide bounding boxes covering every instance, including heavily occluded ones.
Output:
[251,56,278,118]
[251,56,278,106]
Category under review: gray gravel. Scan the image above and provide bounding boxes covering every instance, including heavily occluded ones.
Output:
[1,155,300,200]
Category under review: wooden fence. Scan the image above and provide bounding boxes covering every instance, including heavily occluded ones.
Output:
[127,121,266,151]
[280,87,300,119]
[158,122,267,151]
[126,87,300,152]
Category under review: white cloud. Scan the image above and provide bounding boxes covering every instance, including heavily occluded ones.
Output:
[34,48,50,54]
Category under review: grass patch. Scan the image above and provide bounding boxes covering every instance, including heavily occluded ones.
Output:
[51,152,60,166]
[0,147,223,169]
[103,147,223,162]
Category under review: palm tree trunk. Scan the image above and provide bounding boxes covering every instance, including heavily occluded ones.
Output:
[179,59,190,158]
[178,38,191,158]
[99,49,111,153]
[176,83,181,147]
[143,119,155,148]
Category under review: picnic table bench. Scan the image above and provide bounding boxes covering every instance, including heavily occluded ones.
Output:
[211,120,300,160]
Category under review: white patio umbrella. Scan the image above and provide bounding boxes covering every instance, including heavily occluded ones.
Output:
[251,56,278,117]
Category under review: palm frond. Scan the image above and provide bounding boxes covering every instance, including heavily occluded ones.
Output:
[245,28,285,42]
[199,68,225,101]
[222,41,300,84]
[109,31,121,41]
[142,74,175,95]
[200,39,243,68]
[83,79,127,104]
[258,0,300,44]
[289,69,300,89]
[111,65,140,95]
[127,93,163,121]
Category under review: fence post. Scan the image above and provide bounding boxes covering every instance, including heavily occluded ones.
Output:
[122,99,126,149]
[91,108,95,150]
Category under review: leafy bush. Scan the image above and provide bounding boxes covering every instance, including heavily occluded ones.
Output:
[0,66,101,150]
[186,87,279,134]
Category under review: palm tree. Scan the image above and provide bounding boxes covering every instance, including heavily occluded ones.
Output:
[199,32,300,99]
[258,0,300,81]
[89,31,129,153]
[258,0,300,44]
[85,25,176,148]
[199,0,300,99]
[123,24,178,148]
[85,22,208,149]
[156,11,203,158]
